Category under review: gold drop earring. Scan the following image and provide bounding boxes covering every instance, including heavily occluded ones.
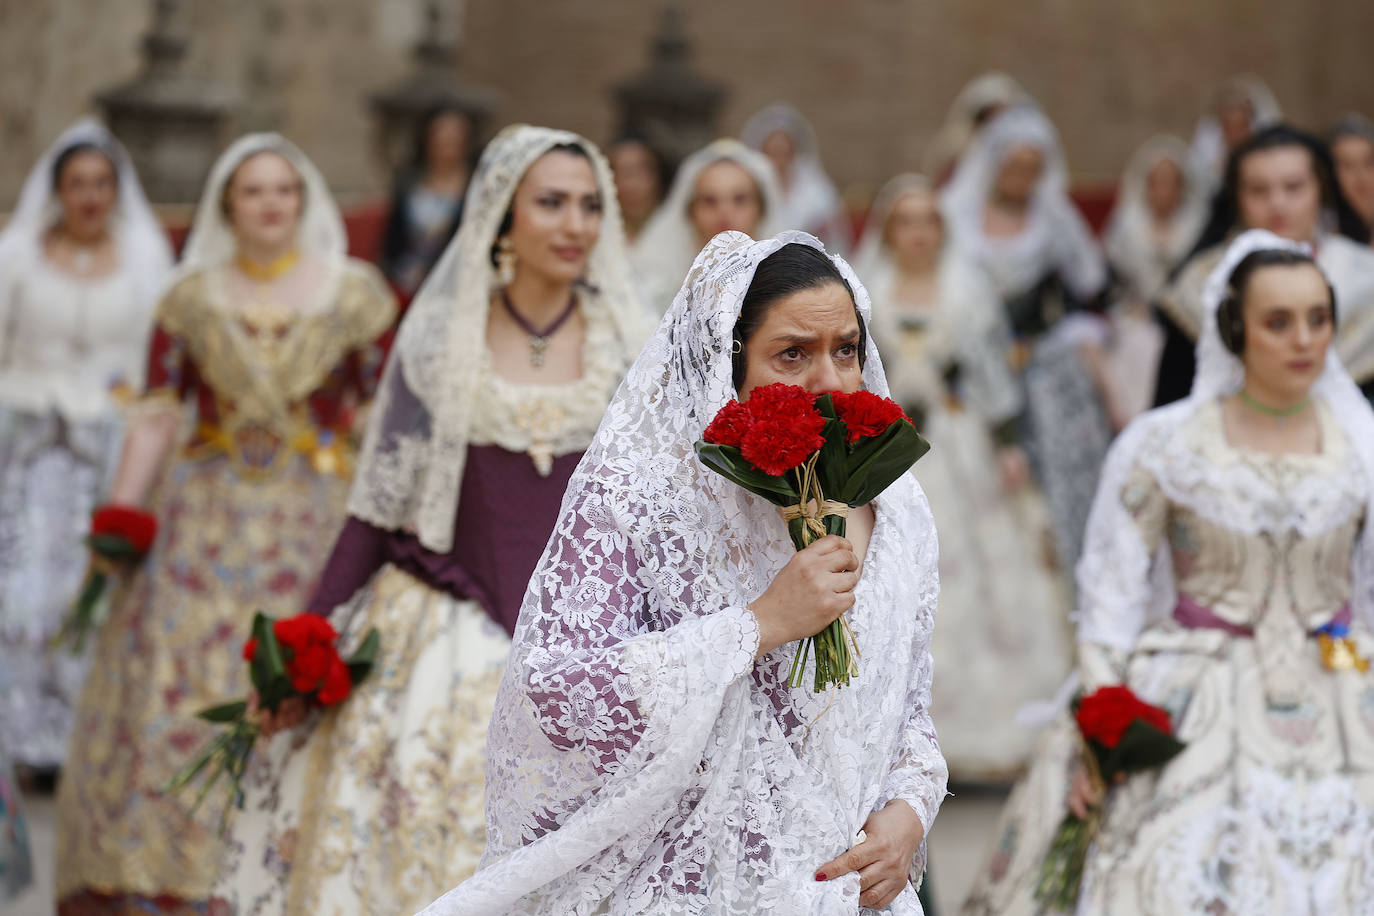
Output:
[496,236,517,286]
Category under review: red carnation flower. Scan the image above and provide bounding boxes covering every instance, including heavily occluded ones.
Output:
[1075,685,1173,749]
[316,657,353,706]
[273,614,337,652]
[242,638,258,662]
[740,414,826,477]
[742,383,819,423]
[288,643,335,693]
[91,505,159,554]
[831,390,908,443]
[703,399,754,448]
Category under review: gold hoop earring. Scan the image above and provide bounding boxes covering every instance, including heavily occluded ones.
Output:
[496,237,517,286]
[731,338,743,355]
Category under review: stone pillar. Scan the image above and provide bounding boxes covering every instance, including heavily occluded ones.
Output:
[95,0,238,203]
[613,2,727,171]
[369,0,499,178]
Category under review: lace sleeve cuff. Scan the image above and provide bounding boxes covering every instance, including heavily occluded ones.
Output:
[621,605,760,724]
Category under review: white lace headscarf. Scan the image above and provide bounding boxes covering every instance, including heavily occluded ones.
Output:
[0,118,172,309]
[1077,230,1374,656]
[630,138,783,314]
[854,174,1021,421]
[179,132,346,275]
[940,105,1105,302]
[922,72,1031,178]
[420,231,945,915]
[348,124,648,552]
[1189,74,1282,192]
[1103,135,1208,302]
[741,103,844,241]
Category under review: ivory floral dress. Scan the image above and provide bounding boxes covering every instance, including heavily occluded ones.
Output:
[55,260,394,913]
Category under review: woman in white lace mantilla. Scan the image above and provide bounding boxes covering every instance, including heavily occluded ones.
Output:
[213,125,649,915]
[962,229,1374,915]
[856,174,1070,780]
[941,104,1114,577]
[741,103,848,249]
[0,119,172,773]
[418,231,947,915]
[630,138,782,315]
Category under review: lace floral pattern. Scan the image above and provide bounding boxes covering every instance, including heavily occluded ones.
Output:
[417,231,946,916]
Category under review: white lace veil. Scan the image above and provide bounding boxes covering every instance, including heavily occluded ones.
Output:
[420,231,942,914]
[940,105,1105,300]
[0,118,172,308]
[1189,74,1282,190]
[348,124,648,552]
[740,103,844,240]
[922,72,1030,178]
[1077,229,1374,650]
[854,174,1020,421]
[1103,135,1208,302]
[178,132,347,277]
[630,139,783,314]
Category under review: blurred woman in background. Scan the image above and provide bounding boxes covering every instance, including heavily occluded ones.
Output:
[380,105,475,301]
[1101,135,1207,419]
[857,174,1070,781]
[1154,125,1374,405]
[55,133,396,915]
[0,119,171,784]
[630,138,781,314]
[942,104,1113,577]
[742,103,848,247]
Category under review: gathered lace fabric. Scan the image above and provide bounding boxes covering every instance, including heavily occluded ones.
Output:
[418,231,947,916]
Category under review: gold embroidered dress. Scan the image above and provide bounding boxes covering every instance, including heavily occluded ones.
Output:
[54,258,395,911]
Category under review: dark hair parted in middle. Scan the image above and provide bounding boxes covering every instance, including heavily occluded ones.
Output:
[51,142,118,192]
[731,242,866,390]
[488,142,595,270]
[1190,124,1371,258]
[1216,247,1337,355]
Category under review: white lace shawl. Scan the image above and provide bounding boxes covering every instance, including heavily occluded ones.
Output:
[418,231,947,915]
[348,125,649,552]
[1075,230,1374,658]
[630,139,783,315]
[1103,135,1208,304]
[740,104,846,244]
[940,105,1106,303]
[855,174,1021,424]
[0,118,172,322]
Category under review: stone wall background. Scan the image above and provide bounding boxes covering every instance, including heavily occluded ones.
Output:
[4,0,1374,205]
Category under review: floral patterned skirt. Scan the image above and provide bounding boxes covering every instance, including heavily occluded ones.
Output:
[961,625,1374,915]
[213,564,510,915]
[0,407,122,768]
[54,452,349,908]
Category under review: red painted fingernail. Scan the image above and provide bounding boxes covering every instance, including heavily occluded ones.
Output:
[815,873,826,881]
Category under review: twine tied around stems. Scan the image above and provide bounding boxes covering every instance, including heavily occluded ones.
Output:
[779,452,850,541]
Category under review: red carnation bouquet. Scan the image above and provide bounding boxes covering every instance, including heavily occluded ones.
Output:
[57,504,159,653]
[696,383,929,691]
[1035,685,1186,909]
[165,612,379,832]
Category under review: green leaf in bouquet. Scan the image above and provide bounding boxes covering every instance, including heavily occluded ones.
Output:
[1095,719,1187,776]
[345,627,381,684]
[85,533,145,562]
[250,612,291,710]
[839,422,931,507]
[694,443,802,506]
[197,700,249,723]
